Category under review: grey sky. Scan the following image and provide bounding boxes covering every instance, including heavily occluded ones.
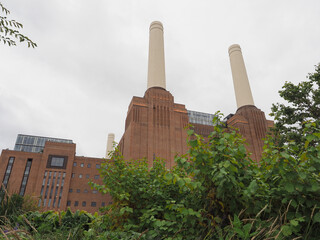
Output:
[1,0,319,157]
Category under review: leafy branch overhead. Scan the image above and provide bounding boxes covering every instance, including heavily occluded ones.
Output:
[0,2,37,48]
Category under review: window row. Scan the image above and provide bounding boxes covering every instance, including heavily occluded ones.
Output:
[71,173,99,179]
[73,162,100,169]
[69,189,98,194]
[66,201,106,207]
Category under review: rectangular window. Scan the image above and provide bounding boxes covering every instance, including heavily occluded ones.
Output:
[84,189,88,193]
[2,157,15,188]
[76,189,80,193]
[79,174,82,178]
[19,159,32,196]
[92,190,98,194]
[94,175,99,180]
[47,155,68,169]
[91,202,96,207]
[72,173,75,178]
[74,201,79,206]
[87,163,91,168]
[69,189,73,193]
[80,163,84,167]
[48,172,56,207]
[73,162,77,167]
[82,201,86,207]
[67,201,71,206]
[86,174,89,179]
[96,164,100,169]
[53,172,61,208]
[101,202,105,207]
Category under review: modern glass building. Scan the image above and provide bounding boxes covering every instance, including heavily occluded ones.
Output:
[187,110,216,126]
[14,134,73,153]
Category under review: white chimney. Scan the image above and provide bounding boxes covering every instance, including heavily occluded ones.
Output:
[228,44,254,108]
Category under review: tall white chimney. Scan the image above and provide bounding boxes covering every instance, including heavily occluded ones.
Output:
[106,133,115,158]
[147,21,166,89]
[228,44,254,109]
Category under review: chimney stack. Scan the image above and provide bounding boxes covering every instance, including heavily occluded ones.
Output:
[228,44,254,109]
[147,21,166,90]
[106,133,115,158]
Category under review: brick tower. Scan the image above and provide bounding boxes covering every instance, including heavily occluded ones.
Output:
[118,22,189,167]
[226,44,273,162]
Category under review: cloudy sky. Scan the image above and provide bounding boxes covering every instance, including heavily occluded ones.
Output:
[1,0,319,157]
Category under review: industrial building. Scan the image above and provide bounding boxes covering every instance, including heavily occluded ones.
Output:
[0,21,272,213]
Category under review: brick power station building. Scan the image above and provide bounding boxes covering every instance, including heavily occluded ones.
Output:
[0,21,272,213]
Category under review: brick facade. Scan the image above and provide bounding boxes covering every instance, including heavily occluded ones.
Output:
[0,141,111,214]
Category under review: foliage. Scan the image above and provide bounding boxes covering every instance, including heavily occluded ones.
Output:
[270,63,320,154]
[91,110,320,239]
[0,2,37,47]
[0,187,24,225]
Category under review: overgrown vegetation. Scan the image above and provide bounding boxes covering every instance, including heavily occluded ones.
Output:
[1,64,319,239]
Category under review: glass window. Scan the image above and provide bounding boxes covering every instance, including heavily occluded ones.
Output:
[67,201,71,206]
[92,190,98,194]
[82,201,86,207]
[76,189,80,193]
[72,173,75,178]
[87,163,91,168]
[79,174,82,178]
[96,164,100,169]
[94,175,99,180]
[51,157,64,167]
[86,174,90,179]
[69,189,73,193]
[91,202,96,207]
[74,201,79,206]
[84,189,88,193]
[80,163,84,167]
[101,202,105,207]
[73,162,77,167]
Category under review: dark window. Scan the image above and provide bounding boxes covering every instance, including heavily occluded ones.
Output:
[74,201,79,206]
[101,202,105,207]
[91,202,96,207]
[87,163,91,168]
[73,162,77,167]
[96,164,100,169]
[69,189,73,193]
[92,190,98,194]
[47,155,68,169]
[82,201,86,207]
[2,157,15,188]
[67,201,71,206]
[86,174,89,179]
[94,175,99,180]
[76,189,80,193]
[19,159,32,196]
[72,173,75,178]
[84,189,88,193]
[80,163,84,167]
[79,174,82,178]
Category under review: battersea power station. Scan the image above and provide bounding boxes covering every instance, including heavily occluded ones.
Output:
[0,21,273,213]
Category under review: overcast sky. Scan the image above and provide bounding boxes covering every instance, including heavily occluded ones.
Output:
[1,0,319,157]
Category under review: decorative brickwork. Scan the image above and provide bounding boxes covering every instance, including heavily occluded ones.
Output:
[227,105,273,162]
[119,87,189,168]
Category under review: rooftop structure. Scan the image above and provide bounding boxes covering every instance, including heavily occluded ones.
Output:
[14,134,73,153]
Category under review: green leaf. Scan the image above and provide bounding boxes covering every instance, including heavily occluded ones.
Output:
[280,152,290,159]
[313,212,320,223]
[190,139,198,148]
[290,219,299,227]
[281,225,292,236]
[284,182,295,193]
